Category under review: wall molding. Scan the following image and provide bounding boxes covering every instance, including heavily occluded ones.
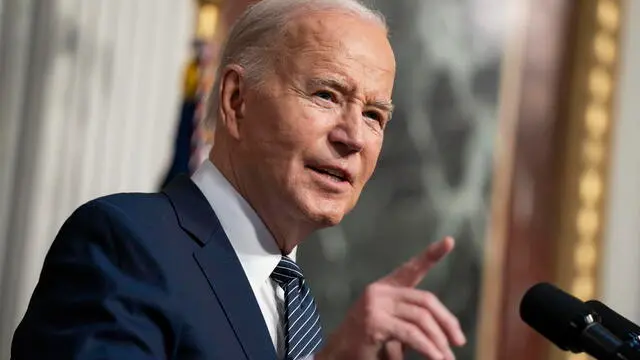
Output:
[552,4,622,357]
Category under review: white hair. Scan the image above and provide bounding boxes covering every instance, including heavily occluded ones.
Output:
[205,0,388,128]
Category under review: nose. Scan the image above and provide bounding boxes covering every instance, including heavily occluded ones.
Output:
[328,106,365,155]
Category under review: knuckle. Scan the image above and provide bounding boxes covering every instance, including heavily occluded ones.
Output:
[370,329,387,344]
[399,323,420,341]
[361,283,388,309]
[361,295,378,315]
[363,314,387,343]
[422,291,436,304]
[421,318,446,346]
[362,285,375,302]
[437,311,459,328]
[431,329,449,348]
[448,316,461,329]
[419,310,434,324]
[364,282,384,297]
[362,305,382,327]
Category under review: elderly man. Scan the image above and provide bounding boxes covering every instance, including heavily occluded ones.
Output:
[11,0,466,359]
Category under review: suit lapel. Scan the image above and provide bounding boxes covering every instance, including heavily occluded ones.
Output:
[193,237,278,360]
[163,175,277,360]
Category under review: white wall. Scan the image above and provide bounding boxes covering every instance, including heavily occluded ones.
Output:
[600,0,640,324]
[0,0,194,355]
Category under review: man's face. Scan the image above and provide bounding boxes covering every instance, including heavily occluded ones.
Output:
[237,11,396,227]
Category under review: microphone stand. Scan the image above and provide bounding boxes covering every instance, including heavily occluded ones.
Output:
[616,336,640,360]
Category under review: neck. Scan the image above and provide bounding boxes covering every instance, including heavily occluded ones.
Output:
[209,145,316,254]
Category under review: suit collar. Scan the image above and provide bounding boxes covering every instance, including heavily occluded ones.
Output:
[162,174,220,245]
[190,160,300,296]
[162,174,277,360]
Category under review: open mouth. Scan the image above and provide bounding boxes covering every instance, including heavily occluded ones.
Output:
[307,166,349,183]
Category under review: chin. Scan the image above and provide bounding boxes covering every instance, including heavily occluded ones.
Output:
[296,196,351,228]
[313,211,345,228]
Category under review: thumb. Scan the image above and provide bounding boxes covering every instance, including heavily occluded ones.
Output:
[383,236,455,288]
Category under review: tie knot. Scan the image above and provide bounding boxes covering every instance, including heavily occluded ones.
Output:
[271,256,304,286]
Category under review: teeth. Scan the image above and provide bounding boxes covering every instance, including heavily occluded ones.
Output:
[313,167,345,180]
[324,168,344,178]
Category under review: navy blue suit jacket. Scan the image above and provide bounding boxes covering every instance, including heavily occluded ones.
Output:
[11,175,278,360]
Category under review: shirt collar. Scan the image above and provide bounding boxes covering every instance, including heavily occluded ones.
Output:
[191,160,296,294]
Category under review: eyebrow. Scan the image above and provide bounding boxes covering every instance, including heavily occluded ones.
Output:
[308,77,395,115]
[370,99,395,116]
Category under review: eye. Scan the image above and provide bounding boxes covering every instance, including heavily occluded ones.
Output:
[313,90,337,102]
[363,110,384,124]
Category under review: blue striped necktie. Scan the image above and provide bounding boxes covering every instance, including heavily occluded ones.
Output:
[270,256,323,360]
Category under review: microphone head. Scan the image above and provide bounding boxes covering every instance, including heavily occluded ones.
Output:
[586,300,640,341]
[520,282,594,351]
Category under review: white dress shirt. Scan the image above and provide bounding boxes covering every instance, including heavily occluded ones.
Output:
[191,160,301,359]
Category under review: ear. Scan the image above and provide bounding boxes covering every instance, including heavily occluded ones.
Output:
[217,64,247,140]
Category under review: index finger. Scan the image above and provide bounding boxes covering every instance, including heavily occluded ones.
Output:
[383,236,455,288]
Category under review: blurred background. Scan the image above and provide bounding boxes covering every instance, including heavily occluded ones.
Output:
[0,0,637,359]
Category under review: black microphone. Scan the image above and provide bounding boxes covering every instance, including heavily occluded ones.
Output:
[520,282,634,360]
[587,300,640,356]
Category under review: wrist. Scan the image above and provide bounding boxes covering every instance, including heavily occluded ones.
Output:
[314,332,347,360]
[315,329,371,360]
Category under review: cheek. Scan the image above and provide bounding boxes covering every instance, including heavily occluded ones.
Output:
[360,137,384,181]
[244,104,302,151]
[278,106,335,150]
[247,103,331,168]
